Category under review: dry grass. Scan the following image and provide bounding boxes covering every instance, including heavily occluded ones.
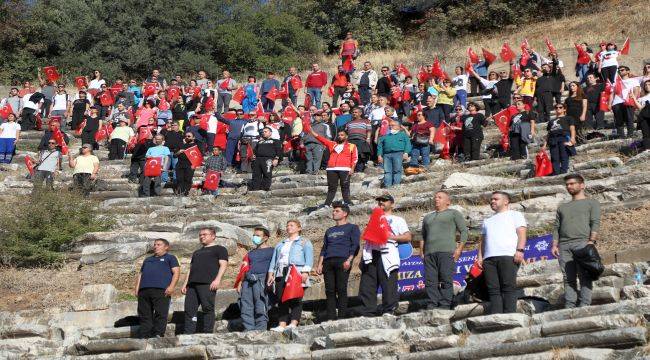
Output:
[598,204,650,253]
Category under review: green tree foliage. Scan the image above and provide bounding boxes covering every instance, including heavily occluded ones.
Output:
[0,190,113,267]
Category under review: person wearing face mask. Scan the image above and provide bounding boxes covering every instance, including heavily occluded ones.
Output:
[237,227,274,331]
[310,127,358,207]
[377,120,411,187]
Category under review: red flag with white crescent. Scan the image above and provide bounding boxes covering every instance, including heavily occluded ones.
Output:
[185,145,204,169]
[203,170,221,191]
[544,38,557,54]
[74,76,88,90]
[362,207,391,246]
[43,66,60,82]
[232,87,245,104]
[500,43,516,62]
[620,37,630,55]
[467,47,480,64]
[0,103,14,118]
[482,48,497,64]
[144,157,163,177]
[25,156,35,176]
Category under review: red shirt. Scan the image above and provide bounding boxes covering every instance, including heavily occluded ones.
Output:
[306,71,328,89]
[314,134,358,171]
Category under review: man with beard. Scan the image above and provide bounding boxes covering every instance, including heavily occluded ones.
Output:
[535,56,560,123]
[175,132,198,196]
[310,127,358,207]
[249,127,281,191]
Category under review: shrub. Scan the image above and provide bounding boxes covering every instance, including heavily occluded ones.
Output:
[0,190,113,267]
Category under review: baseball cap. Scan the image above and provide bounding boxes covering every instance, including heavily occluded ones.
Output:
[375,194,395,203]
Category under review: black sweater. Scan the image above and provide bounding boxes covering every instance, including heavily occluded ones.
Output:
[254,138,282,158]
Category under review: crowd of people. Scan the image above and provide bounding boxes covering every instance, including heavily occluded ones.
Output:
[132,173,599,337]
[1,35,649,197]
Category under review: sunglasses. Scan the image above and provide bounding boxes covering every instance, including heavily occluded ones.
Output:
[48,141,57,144]
[555,106,564,109]
[185,135,193,138]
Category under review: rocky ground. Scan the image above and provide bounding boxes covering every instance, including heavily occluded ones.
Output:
[1,93,650,358]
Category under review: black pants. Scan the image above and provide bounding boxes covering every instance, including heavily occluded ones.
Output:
[359,250,398,316]
[72,173,94,196]
[601,65,617,84]
[274,272,303,324]
[137,288,170,338]
[325,170,351,205]
[21,108,37,130]
[424,252,454,309]
[109,139,127,160]
[469,77,481,97]
[81,131,98,150]
[639,114,650,151]
[175,166,194,196]
[129,160,145,182]
[250,157,273,191]
[348,139,368,172]
[359,86,371,106]
[483,99,500,117]
[323,257,351,320]
[184,283,216,334]
[462,137,482,161]
[586,102,605,129]
[483,256,519,314]
[40,99,52,118]
[509,133,527,160]
[142,176,162,196]
[612,103,635,138]
[549,136,570,175]
[332,86,346,106]
[537,92,554,123]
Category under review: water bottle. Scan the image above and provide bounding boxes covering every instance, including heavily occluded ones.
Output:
[635,267,645,285]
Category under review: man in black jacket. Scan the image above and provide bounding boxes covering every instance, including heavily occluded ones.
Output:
[495,64,514,109]
[535,57,560,123]
[38,119,69,151]
[175,132,199,196]
[376,67,397,99]
[249,127,281,191]
[164,122,184,184]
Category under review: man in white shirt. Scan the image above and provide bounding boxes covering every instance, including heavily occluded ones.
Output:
[20,92,43,131]
[359,194,412,316]
[477,191,527,314]
[355,61,378,106]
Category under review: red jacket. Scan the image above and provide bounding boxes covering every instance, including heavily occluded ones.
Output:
[315,134,358,171]
[306,71,328,89]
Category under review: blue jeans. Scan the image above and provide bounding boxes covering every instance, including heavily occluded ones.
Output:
[161,155,175,183]
[0,138,16,163]
[453,90,467,108]
[410,143,430,166]
[383,152,404,187]
[240,273,269,331]
[576,64,590,85]
[225,138,238,166]
[307,88,322,108]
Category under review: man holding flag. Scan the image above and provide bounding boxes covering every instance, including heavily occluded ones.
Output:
[33,138,61,190]
[141,135,171,197]
[174,132,200,196]
[359,194,412,316]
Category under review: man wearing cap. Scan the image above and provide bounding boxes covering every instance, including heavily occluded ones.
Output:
[359,194,412,316]
[316,201,360,320]
[420,191,468,310]
[108,118,135,160]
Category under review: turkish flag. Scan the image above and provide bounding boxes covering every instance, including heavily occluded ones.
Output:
[465,60,474,74]
[25,156,36,176]
[204,96,215,111]
[74,120,86,136]
[625,92,636,107]
[467,47,480,64]
[408,104,422,123]
[87,89,99,97]
[511,63,522,80]
[99,91,114,107]
[60,142,69,155]
[535,150,553,177]
[620,37,630,55]
[303,93,312,108]
[278,83,288,99]
[282,106,298,120]
[52,128,65,146]
[301,112,311,133]
[391,86,402,103]
[143,83,157,97]
[599,91,610,112]
[43,66,60,82]
[233,254,250,289]
[575,43,591,65]
[401,88,411,102]
[520,48,530,67]
[265,87,279,101]
[255,102,265,117]
[362,207,391,246]
[521,38,530,50]
[396,63,411,77]
[327,85,335,98]
[281,265,305,303]
[108,85,122,99]
[74,76,88,90]
[544,38,557,54]
[431,57,443,78]
[434,121,451,146]
[144,157,163,177]
[219,78,230,90]
[482,48,497,64]
[493,106,517,136]
[332,107,342,116]
[185,145,203,169]
[167,86,180,101]
[417,66,429,84]
[94,126,109,142]
[614,74,624,97]
[138,126,152,143]
[500,42,516,62]
[127,136,138,152]
[290,76,303,90]
[203,170,221,191]
[0,103,14,118]
[232,87,245,104]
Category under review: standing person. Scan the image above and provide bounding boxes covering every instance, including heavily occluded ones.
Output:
[81,107,103,150]
[632,80,650,151]
[1,88,22,120]
[461,102,487,161]
[33,138,61,190]
[377,120,411,188]
[303,111,331,175]
[68,144,100,196]
[409,111,435,167]
[316,202,360,321]
[339,31,359,73]
[344,107,371,172]
[495,66,514,110]
[509,100,536,160]
[583,74,606,130]
[420,191,468,310]
[452,66,469,109]
[598,43,620,84]
[432,79,457,121]
[238,227,274,331]
[306,64,328,108]
[469,68,499,117]
[20,90,43,131]
[310,127,358,207]
[545,103,576,175]
[469,59,489,97]
[283,67,302,106]
[0,114,21,164]
[175,132,198,196]
[536,60,559,123]
[477,191,527,314]
[50,84,70,129]
[565,82,588,144]
[611,66,637,138]
[376,67,397,99]
[249,127,281,192]
[552,174,600,308]
[216,71,236,114]
[515,68,537,109]
[359,194,412,316]
[108,119,135,160]
[70,91,91,131]
[134,239,180,338]
[267,220,314,332]
[355,62,378,106]
[331,66,351,106]
[216,109,247,167]
[37,69,56,119]
[203,146,228,195]
[142,135,171,197]
[422,95,444,128]
[260,72,281,112]
[181,228,228,334]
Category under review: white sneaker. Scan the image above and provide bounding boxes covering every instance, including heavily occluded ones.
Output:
[270,325,286,332]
